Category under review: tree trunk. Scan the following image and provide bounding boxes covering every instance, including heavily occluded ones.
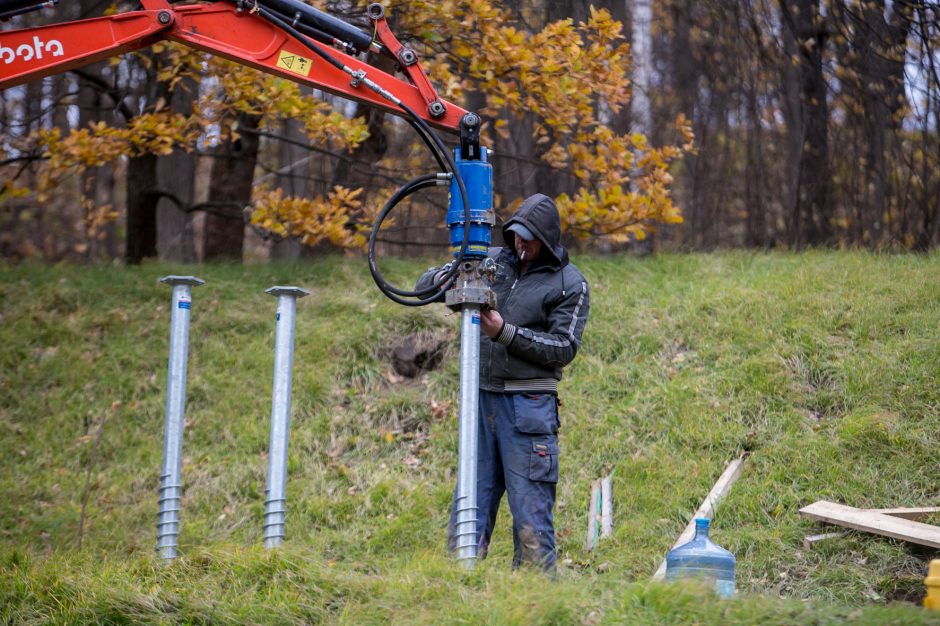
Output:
[268,116,308,259]
[630,0,653,134]
[669,0,700,248]
[744,84,767,247]
[780,0,831,248]
[76,0,118,258]
[125,153,159,264]
[629,0,655,254]
[915,5,940,251]
[156,79,197,263]
[854,0,911,246]
[202,113,261,261]
[123,47,169,264]
[75,63,120,261]
[328,101,391,250]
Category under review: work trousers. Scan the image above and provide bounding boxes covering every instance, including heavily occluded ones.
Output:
[448,389,560,570]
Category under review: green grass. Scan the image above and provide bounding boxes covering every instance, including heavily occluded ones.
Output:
[1,251,938,624]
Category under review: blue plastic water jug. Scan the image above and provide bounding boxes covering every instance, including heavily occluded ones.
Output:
[665,517,736,598]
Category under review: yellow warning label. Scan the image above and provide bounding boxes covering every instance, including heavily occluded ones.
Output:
[276,50,312,77]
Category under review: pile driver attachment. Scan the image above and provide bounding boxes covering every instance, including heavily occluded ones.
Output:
[1,0,493,567]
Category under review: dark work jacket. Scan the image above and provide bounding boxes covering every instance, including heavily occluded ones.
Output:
[418,193,590,393]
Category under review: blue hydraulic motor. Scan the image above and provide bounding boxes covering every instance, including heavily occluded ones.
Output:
[446,113,494,260]
[443,112,497,312]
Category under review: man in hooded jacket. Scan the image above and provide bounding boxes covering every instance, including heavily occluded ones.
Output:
[417,193,590,571]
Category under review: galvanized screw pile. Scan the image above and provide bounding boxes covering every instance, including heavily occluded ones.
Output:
[454,304,481,566]
[156,275,204,560]
[263,286,309,548]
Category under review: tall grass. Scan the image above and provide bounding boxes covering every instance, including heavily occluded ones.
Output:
[1,252,938,624]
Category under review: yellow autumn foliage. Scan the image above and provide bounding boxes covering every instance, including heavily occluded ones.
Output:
[4,4,693,247]
[4,42,368,241]
[30,113,203,202]
[250,186,370,249]
[388,0,695,241]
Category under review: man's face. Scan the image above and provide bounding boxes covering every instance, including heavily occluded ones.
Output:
[514,234,542,263]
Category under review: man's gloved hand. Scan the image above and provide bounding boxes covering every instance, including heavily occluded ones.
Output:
[480,307,504,339]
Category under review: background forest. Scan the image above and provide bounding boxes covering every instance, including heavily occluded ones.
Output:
[2,0,938,262]
[3,3,940,623]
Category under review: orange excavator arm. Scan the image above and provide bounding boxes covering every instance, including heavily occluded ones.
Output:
[1,0,488,310]
[0,0,468,133]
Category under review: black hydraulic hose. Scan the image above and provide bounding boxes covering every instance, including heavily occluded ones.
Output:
[407,118,448,173]
[0,0,42,13]
[256,4,359,57]
[392,99,471,284]
[256,2,453,179]
[254,0,379,56]
[258,2,446,177]
[367,175,455,306]
[254,4,345,71]
[255,1,472,304]
[0,0,54,21]
[360,106,467,305]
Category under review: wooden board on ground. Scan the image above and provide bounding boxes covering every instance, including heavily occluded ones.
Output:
[803,531,848,550]
[585,476,614,551]
[862,507,940,521]
[652,456,747,580]
[799,501,940,549]
[802,507,940,550]
[601,475,613,539]
[585,480,601,551]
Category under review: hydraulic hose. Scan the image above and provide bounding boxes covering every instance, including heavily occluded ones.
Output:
[254,3,361,57]
[254,4,345,71]
[383,99,470,301]
[0,0,55,21]
[254,0,381,56]
[254,1,471,305]
[366,174,455,306]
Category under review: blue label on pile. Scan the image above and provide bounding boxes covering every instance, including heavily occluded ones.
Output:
[471,314,480,325]
[178,301,191,309]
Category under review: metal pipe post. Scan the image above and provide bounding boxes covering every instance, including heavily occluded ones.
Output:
[156,275,204,560]
[445,133,494,568]
[263,285,309,549]
[454,303,482,566]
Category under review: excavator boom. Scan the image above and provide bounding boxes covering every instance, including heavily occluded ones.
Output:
[0,0,467,133]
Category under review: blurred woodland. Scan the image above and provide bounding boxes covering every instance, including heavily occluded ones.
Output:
[1,0,938,262]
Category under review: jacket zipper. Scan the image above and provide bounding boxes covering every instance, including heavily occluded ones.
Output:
[503,269,521,313]
[507,278,519,302]
[490,268,520,389]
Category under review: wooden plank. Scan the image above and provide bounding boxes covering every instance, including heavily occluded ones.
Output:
[801,508,940,549]
[601,475,614,539]
[652,456,747,580]
[799,501,940,549]
[863,507,940,521]
[803,531,848,550]
[585,480,601,551]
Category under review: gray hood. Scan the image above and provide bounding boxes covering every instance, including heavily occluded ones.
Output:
[502,193,569,270]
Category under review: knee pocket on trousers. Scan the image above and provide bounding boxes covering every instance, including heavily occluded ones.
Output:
[528,439,559,483]
[512,393,559,435]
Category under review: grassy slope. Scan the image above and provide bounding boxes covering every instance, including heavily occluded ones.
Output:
[0,252,938,625]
